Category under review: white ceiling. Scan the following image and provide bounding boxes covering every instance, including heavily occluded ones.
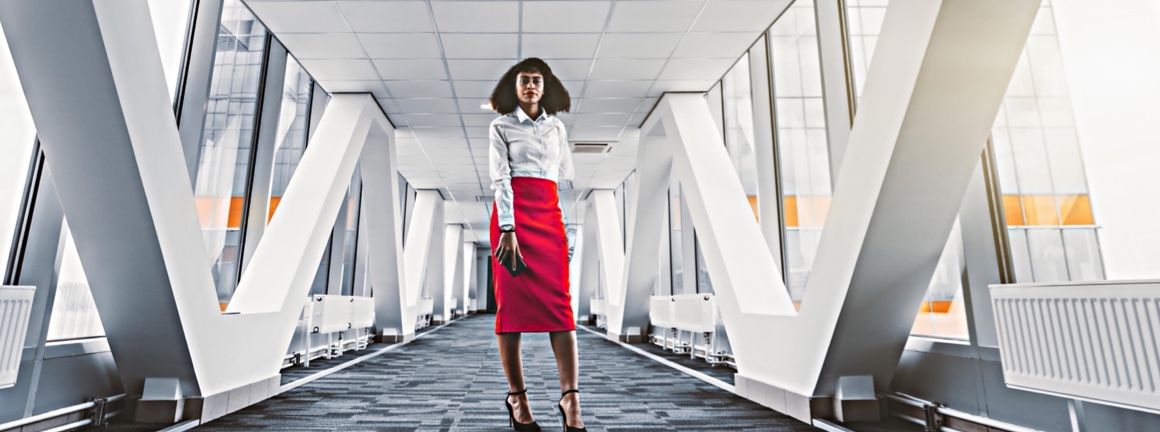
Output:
[242,0,792,243]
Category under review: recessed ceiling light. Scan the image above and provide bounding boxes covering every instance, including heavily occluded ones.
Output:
[480,102,493,110]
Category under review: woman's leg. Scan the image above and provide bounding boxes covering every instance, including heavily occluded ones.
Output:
[498,333,535,423]
[549,331,585,428]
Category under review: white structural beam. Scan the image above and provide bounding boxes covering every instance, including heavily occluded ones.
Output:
[622,0,1041,418]
[443,224,464,320]
[587,191,628,334]
[360,124,409,340]
[577,201,601,319]
[607,134,674,338]
[461,242,475,314]
[0,0,396,420]
[405,191,444,324]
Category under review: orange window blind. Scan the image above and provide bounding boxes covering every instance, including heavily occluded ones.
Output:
[1058,194,1094,225]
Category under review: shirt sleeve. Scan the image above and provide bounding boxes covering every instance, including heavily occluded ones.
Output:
[489,121,516,228]
[557,123,573,226]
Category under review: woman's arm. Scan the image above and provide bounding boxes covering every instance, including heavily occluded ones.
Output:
[489,121,516,231]
[557,123,574,227]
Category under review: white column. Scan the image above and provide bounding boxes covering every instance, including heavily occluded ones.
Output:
[626,0,1040,418]
[443,224,464,320]
[0,0,389,410]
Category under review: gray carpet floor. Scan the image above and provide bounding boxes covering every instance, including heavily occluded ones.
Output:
[197,314,820,431]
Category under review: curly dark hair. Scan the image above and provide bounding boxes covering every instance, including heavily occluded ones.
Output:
[489,58,571,115]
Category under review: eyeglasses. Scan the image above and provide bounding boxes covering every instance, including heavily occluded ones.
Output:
[518,76,544,87]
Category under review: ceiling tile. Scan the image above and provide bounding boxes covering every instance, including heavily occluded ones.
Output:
[521,34,601,59]
[448,59,516,80]
[377,98,401,113]
[576,98,644,113]
[582,80,652,98]
[277,33,365,59]
[461,113,498,127]
[246,2,349,33]
[384,80,454,98]
[607,1,702,33]
[441,34,519,59]
[672,33,758,58]
[547,60,594,82]
[658,58,736,81]
[590,59,665,80]
[359,33,442,58]
[336,1,435,32]
[574,113,634,128]
[459,98,495,113]
[373,59,448,80]
[597,33,682,59]
[522,1,612,33]
[454,80,498,99]
[692,0,792,33]
[410,128,465,139]
[464,127,491,138]
[299,59,380,80]
[569,126,624,141]
[394,98,460,113]
[431,1,519,33]
[406,115,463,127]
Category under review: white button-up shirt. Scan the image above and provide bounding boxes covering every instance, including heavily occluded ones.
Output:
[489,106,574,229]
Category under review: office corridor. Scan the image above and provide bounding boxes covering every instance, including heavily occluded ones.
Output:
[198,315,817,431]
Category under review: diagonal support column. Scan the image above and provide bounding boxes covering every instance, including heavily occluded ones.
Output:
[403,191,443,325]
[622,0,1041,422]
[605,134,673,339]
[359,124,409,342]
[443,224,464,320]
[0,0,391,422]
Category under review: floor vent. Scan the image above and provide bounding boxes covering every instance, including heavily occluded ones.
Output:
[572,142,611,154]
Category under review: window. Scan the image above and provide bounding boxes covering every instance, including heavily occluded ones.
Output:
[722,53,760,221]
[194,0,269,306]
[0,19,36,279]
[989,2,1105,283]
[769,0,831,304]
[340,166,363,296]
[267,56,313,221]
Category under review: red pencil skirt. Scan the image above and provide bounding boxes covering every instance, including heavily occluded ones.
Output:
[490,177,575,334]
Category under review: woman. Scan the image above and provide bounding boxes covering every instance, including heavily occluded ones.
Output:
[489,58,586,432]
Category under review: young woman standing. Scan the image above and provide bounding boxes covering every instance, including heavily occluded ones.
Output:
[488,58,586,432]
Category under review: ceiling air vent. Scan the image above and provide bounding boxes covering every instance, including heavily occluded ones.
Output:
[571,142,611,154]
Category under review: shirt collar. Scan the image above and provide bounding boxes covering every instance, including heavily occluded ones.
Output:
[514,106,551,124]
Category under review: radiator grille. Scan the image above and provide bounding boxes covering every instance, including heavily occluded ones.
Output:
[1,286,36,389]
[992,283,1160,413]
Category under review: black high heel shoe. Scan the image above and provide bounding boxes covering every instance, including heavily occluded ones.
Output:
[556,389,587,432]
[505,388,541,431]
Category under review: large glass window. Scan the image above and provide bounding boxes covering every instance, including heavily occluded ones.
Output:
[669,181,684,294]
[722,54,760,220]
[990,2,1104,283]
[0,19,37,279]
[194,0,269,306]
[769,0,831,304]
[267,56,312,222]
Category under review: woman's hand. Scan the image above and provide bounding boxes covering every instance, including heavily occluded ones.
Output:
[495,231,524,271]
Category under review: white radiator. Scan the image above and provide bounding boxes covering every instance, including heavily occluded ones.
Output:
[351,297,375,328]
[1,286,36,389]
[672,294,716,333]
[311,295,353,334]
[992,281,1160,414]
[590,298,605,315]
[649,296,675,329]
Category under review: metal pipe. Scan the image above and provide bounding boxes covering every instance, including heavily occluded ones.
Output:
[40,419,91,432]
[0,394,124,431]
[889,393,1043,432]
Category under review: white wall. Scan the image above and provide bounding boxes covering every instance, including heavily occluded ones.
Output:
[1053,0,1160,279]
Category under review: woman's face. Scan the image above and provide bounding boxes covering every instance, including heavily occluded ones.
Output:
[515,71,544,105]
